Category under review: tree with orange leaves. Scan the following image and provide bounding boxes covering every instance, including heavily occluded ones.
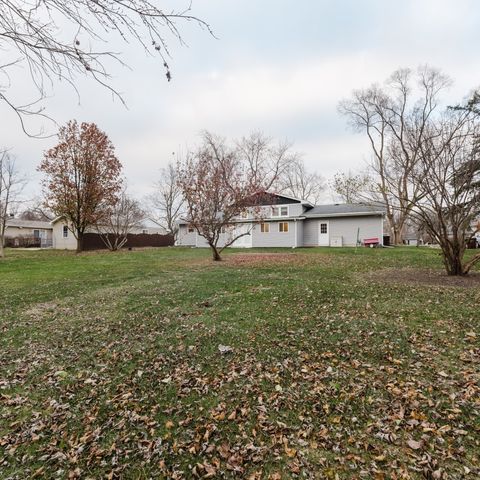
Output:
[39,120,123,252]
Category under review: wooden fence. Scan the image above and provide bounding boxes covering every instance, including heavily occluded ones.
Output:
[83,233,174,251]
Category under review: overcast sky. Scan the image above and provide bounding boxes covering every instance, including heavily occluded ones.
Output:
[2,0,480,203]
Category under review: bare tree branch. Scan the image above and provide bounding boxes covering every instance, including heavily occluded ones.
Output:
[0,0,213,136]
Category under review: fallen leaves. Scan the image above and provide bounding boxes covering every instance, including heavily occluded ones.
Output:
[1,249,479,478]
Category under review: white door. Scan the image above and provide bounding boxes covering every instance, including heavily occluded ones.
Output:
[231,225,252,248]
[318,221,329,246]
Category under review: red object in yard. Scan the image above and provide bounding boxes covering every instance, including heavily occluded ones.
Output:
[363,237,380,247]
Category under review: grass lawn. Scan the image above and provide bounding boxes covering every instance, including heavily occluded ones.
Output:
[0,247,479,479]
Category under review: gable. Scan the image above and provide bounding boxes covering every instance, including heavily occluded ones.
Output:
[253,193,302,206]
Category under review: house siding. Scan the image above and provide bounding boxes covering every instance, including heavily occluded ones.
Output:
[296,220,304,247]
[303,216,383,247]
[177,225,196,246]
[52,222,77,250]
[252,221,296,247]
[303,220,318,246]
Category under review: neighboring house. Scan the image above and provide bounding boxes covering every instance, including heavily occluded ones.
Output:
[51,217,168,250]
[4,219,53,247]
[176,194,385,248]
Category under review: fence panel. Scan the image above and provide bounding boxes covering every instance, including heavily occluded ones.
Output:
[83,233,174,250]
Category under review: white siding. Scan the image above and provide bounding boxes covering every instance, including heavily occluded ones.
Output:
[296,220,304,247]
[303,216,383,247]
[176,225,196,246]
[252,221,296,247]
[52,221,77,250]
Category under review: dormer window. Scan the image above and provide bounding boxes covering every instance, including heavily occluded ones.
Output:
[272,206,288,217]
[239,210,248,219]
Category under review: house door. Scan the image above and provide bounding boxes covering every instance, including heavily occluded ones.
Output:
[318,221,329,246]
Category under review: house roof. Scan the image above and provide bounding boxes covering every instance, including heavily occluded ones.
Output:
[303,203,385,218]
[6,219,53,229]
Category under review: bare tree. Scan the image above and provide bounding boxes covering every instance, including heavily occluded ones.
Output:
[0,1,212,135]
[96,191,145,251]
[235,131,293,191]
[19,196,54,221]
[177,132,280,261]
[148,162,184,239]
[330,170,372,203]
[407,108,480,275]
[0,150,24,258]
[339,67,451,244]
[277,157,325,204]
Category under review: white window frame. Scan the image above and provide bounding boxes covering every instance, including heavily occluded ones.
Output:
[278,222,289,233]
[260,223,270,233]
[271,205,289,217]
[187,226,195,233]
[62,226,68,238]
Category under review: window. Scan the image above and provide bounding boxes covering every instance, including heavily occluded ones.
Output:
[260,223,270,233]
[33,229,40,238]
[272,206,289,217]
[63,226,68,238]
[187,226,195,233]
[142,229,148,234]
[239,210,248,219]
[320,223,328,234]
[278,222,289,233]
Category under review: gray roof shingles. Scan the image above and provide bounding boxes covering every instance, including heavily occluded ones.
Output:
[6,219,53,229]
[303,203,385,217]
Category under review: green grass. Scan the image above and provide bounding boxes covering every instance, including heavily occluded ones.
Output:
[0,246,479,479]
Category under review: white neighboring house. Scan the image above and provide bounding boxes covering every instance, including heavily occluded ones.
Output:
[176,193,386,248]
[4,218,53,247]
[50,217,167,250]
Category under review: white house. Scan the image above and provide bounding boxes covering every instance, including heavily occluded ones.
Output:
[4,219,53,247]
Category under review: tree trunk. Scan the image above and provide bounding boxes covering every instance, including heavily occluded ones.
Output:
[0,236,4,258]
[441,241,466,276]
[210,244,222,261]
[76,232,84,253]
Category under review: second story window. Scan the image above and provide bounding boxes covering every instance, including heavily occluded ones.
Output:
[272,206,289,217]
[187,226,195,233]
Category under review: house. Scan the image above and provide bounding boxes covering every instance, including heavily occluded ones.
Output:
[176,194,385,248]
[4,218,53,247]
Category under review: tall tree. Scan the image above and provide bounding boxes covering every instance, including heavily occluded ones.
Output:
[39,120,123,252]
[0,149,24,258]
[95,190,145,251]
[407,107,480,275]
[0,1,211,135]
[277,157,325,204]
[148,162,184,240]
[339,67,451,244]
[177,132,283,261]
